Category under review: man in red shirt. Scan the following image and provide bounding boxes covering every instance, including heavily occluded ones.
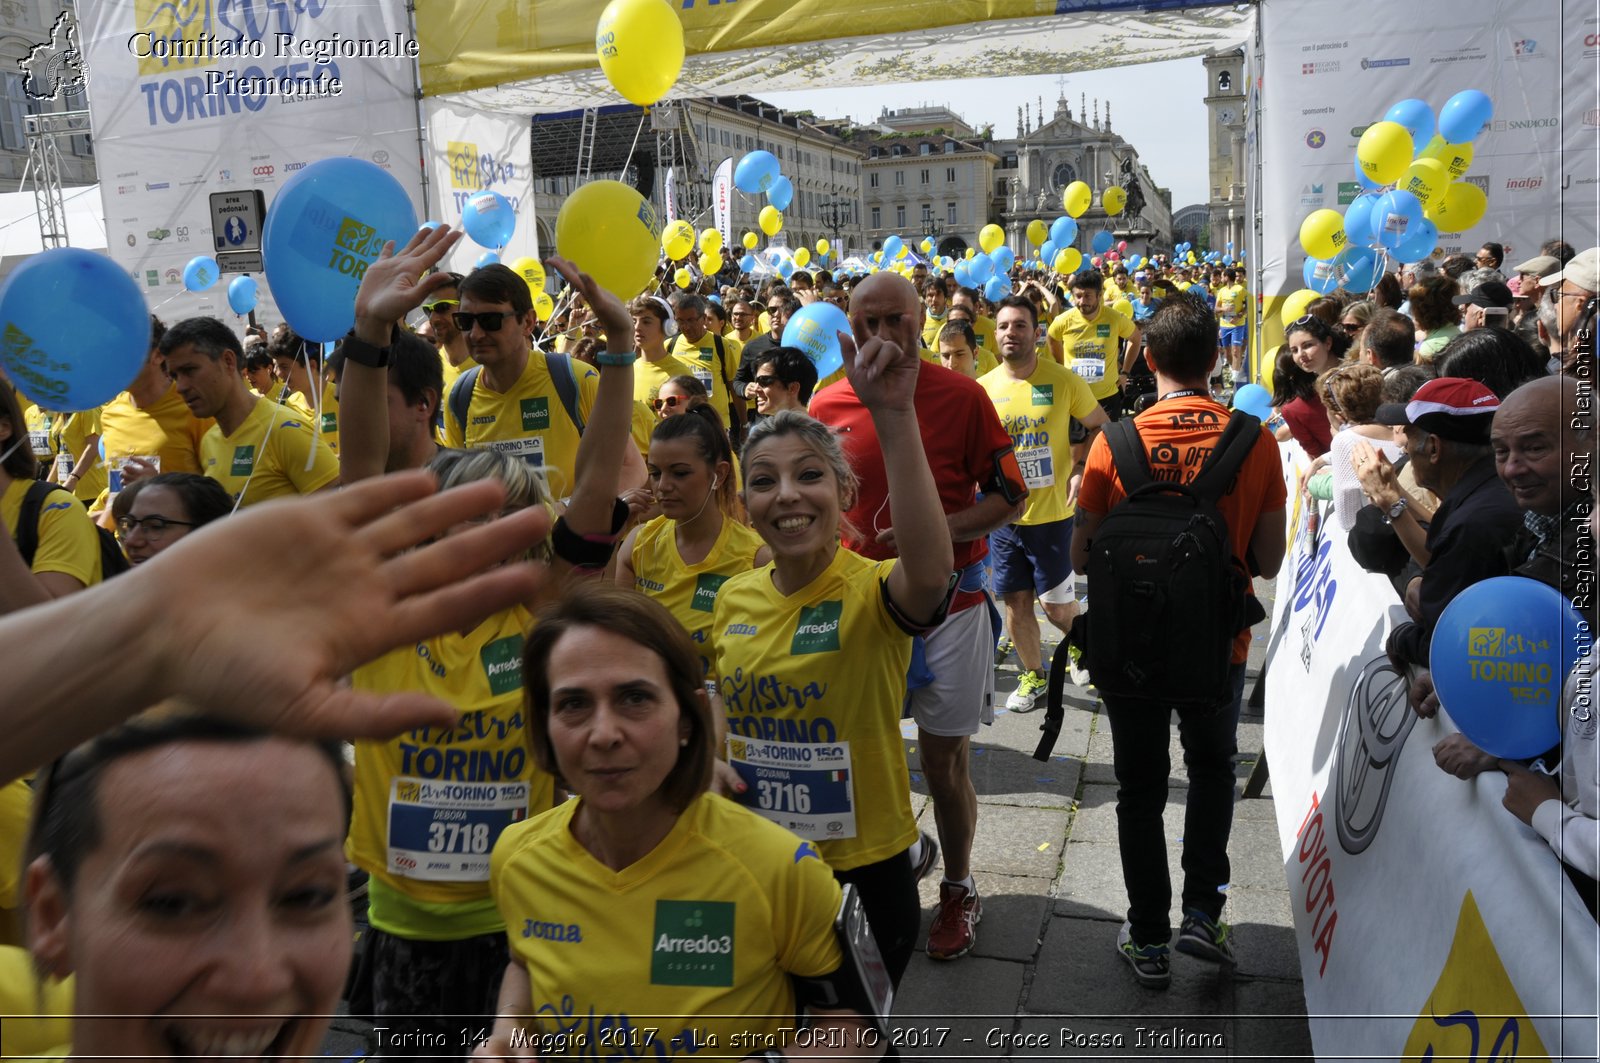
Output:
[811,273,1028,961]
[1070,293,1286,988]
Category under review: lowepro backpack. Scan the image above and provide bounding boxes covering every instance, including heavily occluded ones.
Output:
[15,481,131,581]
[1082,411,1259,709]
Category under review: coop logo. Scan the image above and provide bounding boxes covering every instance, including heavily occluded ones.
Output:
[1505,176,1544,191]
[1586,33,1600,58]
[19,11,86,102]
[1301,61,1342,75]
[1305,129,1327,149]
[252,165,274,177]
[1331,655,1418,854]
[1360,57,1410,70]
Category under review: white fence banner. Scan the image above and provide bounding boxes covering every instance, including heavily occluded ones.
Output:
[1265,442,1599,1061]
[421,97,538,278]
[77,0,423,326]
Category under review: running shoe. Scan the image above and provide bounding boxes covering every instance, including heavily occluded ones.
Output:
[1118,921,1171,988]
[994,635,1015,667]
[1005,669,1047,713]
[1175,908,1235,965]
[927,880,982,960]
[909,830,941,884]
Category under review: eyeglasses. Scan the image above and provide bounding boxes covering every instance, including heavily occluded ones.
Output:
[452,311,510,333]
[754,375,779,387]
[766,304,786,313]
[1549,288,1587,305]
[1339,320,1363,331]
[653,395,685,412]
[116,514,196,539]
[422,299,459,314]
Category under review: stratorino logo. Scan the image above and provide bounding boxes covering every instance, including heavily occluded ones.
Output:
[791,600,843,655]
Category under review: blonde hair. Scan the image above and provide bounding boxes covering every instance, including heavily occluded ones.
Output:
[428,448,555,562]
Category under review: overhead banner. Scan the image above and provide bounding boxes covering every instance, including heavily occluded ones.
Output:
[416,0,1253,113]
[76,0,423,325]
[1257,0,1596,321]
[421,97,538,278]
[1264,443,1599,1062]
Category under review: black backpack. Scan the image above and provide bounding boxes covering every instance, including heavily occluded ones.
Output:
[1082,411,1259,708]
[15,481,131,581]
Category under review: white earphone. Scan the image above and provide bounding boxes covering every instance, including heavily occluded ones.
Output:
[709,475,720,490]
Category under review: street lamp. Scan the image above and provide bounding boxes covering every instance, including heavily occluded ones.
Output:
[820,196,852,247]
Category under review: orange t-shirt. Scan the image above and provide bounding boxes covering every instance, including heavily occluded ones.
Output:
[1077,394,1287,663]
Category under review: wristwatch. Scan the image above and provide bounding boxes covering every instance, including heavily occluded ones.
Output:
[1384,497,1408,523]
[341,328,391,369]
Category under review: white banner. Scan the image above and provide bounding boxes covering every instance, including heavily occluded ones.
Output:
[1257,0,1596,311]
[664,166,678,227]
[712,156,733,259]
[77,0,423,327]
[1264,443,1599,1062]
[421,97,538,278]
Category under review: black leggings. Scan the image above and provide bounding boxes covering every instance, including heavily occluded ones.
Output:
[833,847,920,988]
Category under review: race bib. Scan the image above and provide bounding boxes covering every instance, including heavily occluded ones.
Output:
[727,736,855,841]
[692,364,714,392]
[484,434,545,468]
[53,453,72,481]
[386,776,530,882]
[1016,445,1055,489]
[1070,357,1106,383]
[27,429,49,457]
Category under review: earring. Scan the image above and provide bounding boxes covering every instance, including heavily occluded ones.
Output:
[679,738,689,748]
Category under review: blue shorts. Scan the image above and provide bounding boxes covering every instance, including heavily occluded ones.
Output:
[1219,325,1246,347]
[990,517,1075,598]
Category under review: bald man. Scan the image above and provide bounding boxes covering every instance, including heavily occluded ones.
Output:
[810,272,1029,962]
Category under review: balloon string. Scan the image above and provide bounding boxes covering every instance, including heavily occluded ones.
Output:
[621,110,647,182]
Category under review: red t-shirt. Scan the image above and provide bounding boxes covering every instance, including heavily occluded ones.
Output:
[1077,394,1288,663]
[809,363,1022,613]
[1279,394,1333,458]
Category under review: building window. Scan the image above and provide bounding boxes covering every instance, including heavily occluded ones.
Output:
[0,74,32,152]
[892,144,906,157]
[946,166,956,182]
[920,169,929,184]
[894,170,904,187]
[869,172,879,188]
[920,142,932,156]
[896,205,906,227]
[1002,153,1017,169]
[870,206,881,229]
[944,141,956,154]
[947,202,957,225]
[721,129,730,146]
[870,146,882,159]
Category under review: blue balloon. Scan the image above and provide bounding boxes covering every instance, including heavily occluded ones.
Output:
[782,301,851,380]
[1353,156,1382,191]
[1231,382,1273,420]
[991,246,1016,272]
[982,275,1009,302]
[1343,192,1382,248]
[1383,98,1436,147]
[1223,255,1234,265]
[476,251,501,268]
[461,190,516,249]
[227,274,258,315]
[183,255,220,292]
[1390,218,1439,264]
[1128,254,1143,269]
[882,234,903,262]
[1437,89,1494,143]
[952,262,972,288]
[1040,240,1057,266]
[1303,255,1340,295]
[1374,189,1425,250]
[777,259,795,280]
[967,253,995,285]
[733,150,781,194]
[1335,246,1381,293]
[1091,230,1114,254]
[739,253,757,273]
[767,175,794,212]
[262,157,419,342]
[1431,576,1585,758]
[1049,215,1077,248]
[0,248,148,411]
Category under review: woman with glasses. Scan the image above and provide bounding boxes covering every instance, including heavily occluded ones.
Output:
[1271,315,1349,458]
[111,473,231,566]
[1338,301,1374,349]
[654,374,709,419]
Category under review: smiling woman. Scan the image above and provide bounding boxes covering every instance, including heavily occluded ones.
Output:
[24,714,353,1061]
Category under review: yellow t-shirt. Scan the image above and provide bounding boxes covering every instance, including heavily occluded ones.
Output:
[440,348,477,397]
[630,399,655,458]
[979,359,1100,525]
[1046,305,1137,400]
[0,779,33,909]
[21,403,55,465]
[266,382,316,423]
[631,515,765,675]
[0,945,72,1058]
[711,547,915,871]
[489,792,843,1056]
[98,386,211,474]
[970,313,997,353]
[51,409,105,504]
[1217,283,1249,328]
[668,331,742,414]
[199,397,339,507]
[442,353,601,499]
[1,479,101,588]
[635,353,697,405]
[921,310,950,350]
[347,605,556,939]
[316,378,340,454]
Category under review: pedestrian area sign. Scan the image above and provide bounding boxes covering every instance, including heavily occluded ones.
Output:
[208,190,266,274]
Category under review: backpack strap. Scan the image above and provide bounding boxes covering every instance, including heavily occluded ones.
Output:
[546,354,586,434]
[711,333,741,437]
[1189,412,1261,503]
[1104,418,1153,493]
[446,365,482,441]
[1033,636,1074,762]
[16,480,67,568]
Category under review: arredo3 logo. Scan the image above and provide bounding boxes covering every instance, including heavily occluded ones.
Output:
[20,10,87,102]
[1331,654,1419,855]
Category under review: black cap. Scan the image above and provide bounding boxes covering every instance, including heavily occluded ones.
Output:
[1452,281,1514,310]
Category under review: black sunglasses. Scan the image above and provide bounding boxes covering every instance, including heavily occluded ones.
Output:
[453,311,510,333]
[754,375,779,387]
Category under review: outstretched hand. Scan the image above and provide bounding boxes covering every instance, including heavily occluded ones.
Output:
[354,224,464,334]
[840,329,919,413]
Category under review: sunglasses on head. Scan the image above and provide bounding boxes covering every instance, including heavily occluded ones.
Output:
[452,311,512,333]
[422,298,460,314]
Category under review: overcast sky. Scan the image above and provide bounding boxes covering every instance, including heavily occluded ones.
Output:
[759,56,1213,212]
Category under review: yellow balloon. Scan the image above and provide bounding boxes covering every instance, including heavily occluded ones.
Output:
[964,247,976,260]
[1418,136,1474,178]
[1063,181,1092,218]
[1280,288,1319,328]
[979,224,1005,254]
[792,247,810,268]
[698,227,722,253]
[1425,181,1488,233]
[742,230,759,250]
[1103,186,1128,216]
[1053,247,1082,274]
[698,250,722,275]
[556,179,664,301]
[1111,297,1133,319]
[1356,121,1414,185]
[533,292,555,321]
[508,255,546,297]
[1399,157,1450,208]
[894,244,908,260]
[1026,219,1048,247]
[674,267,692,289]
[816,238,829,255]
[595,0,684,106]
[759,206,783,236]
[661,219,694,260]
[1298,208,1347,260]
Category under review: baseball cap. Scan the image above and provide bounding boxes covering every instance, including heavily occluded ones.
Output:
[1513,254,1560,278]
[1452,280,1513,309]
[1541,247,1599,293]
[1374,377,1500,444]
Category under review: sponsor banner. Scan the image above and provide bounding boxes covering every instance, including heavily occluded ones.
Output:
[417,0,1252,111]
[1258,0,1596,334]
[422,97,539,276]
[1264,442,1598,1061]
[77,0,422,323]
[712,156,733,256]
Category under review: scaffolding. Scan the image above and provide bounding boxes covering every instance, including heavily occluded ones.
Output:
[20,109,92,250]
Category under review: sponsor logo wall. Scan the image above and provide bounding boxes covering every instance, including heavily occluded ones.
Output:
[78,0,422,323]
[422,98,538,278]
[1264,443,1597,1061]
